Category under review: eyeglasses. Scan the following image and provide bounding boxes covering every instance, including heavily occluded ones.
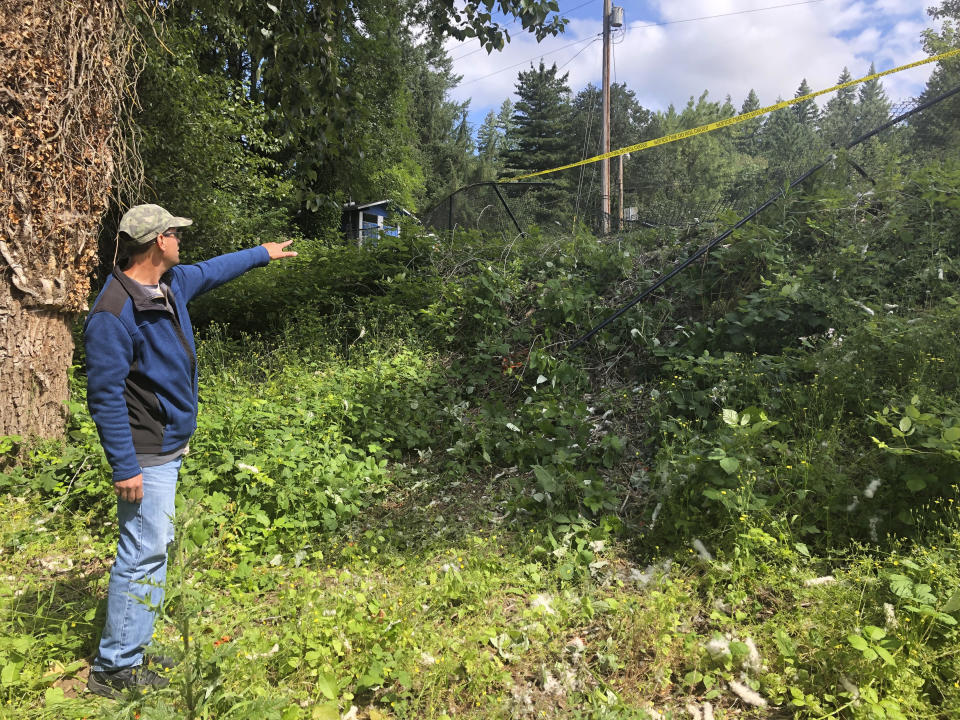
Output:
[161,229,182,240]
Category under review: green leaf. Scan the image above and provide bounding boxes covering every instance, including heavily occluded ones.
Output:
[899,416,912,433]
[913,583,937,604]
[722,409,739,426]
[1,663,19,686]
[311,703,340,720]
[905,474,927,492]
[773,629,797,657]
[683,670,704,686]
[719,457,739,474]
[847,634,869,651]
[874,645,896,666]
[532,465,558,493]
[944,426,960,443]
[889,574,914,599]
[863,625,886,642]
[941,589,960,614]
[44,687,65,706]
[316,673,338,700]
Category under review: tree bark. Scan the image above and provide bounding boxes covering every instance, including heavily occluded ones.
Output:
[0,273,73,437]
[0,0,133,439]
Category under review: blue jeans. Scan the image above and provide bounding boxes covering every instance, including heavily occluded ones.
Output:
[93,458,181,671]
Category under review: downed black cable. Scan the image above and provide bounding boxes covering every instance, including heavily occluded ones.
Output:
[567,83,960,351]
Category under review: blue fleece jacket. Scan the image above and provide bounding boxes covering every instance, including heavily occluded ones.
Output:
[84,247,270,481]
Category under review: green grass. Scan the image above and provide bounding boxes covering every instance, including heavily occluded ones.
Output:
[4,470,959,719]
[5,166,960,718]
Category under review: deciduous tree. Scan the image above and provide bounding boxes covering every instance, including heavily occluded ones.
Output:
[0,0,133,437]
[912,1,960,151]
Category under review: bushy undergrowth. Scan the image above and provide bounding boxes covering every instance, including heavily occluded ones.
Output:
[3,160,960,717]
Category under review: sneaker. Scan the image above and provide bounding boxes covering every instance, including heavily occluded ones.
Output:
[87,665,170,699]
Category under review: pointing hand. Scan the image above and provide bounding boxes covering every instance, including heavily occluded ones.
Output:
[262,239,298,260]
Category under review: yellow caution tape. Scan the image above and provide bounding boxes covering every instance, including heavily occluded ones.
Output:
[507,48,960,182]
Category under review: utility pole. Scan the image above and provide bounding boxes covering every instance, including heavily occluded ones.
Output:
[600,0,611,235]
[600,3,623,234]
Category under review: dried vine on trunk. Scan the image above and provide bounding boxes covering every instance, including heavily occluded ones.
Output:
[0,0,142,438]
[0,0,137,313]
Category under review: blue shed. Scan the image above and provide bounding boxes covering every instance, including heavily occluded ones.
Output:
[341,200,414,246]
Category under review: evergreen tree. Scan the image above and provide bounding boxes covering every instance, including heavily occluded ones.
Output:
[761,98,813,180]
[503,61,572,175]
[793,78,820,127]
[759,80,826,179]
[630,91,741,225]
[568,82,650,224]
[477,110,501,162]
[720,94,737,118]
[848,64,894,170]
[855,64,890,136]
[496,99,516,151]
[408,47,475,207]
[568,83,649,159]
[733,89,763,154]
[475,100,517,180]
[820,67,857,147]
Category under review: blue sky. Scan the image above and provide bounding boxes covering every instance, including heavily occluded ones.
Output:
[444,0,938,136]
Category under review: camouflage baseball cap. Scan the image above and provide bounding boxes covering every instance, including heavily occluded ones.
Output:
[118,204,193,245]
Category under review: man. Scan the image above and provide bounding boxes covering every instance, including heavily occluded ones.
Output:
[83,204,296,698]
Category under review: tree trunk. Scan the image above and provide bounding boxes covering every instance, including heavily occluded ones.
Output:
[0,0,134,439]
[0,275,73,437]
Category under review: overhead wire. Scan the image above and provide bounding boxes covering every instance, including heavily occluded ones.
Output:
[459,33,602,86]
[574,82,600,222]
[556,35,601,72]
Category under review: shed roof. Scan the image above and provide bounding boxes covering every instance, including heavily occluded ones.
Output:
[341,199,419,222]
[343,199,391,211]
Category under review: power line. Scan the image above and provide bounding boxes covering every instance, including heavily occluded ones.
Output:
[459,34,602,86]
[557,36,602,72]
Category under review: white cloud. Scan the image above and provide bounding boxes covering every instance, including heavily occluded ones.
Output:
[874,0,929,15]
[448,0,938,129]
[826,1,870,33]
[849,26,884,54]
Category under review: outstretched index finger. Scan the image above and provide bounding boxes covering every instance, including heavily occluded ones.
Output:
[262,239,298,260]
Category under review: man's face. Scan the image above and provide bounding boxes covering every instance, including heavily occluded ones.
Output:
[158,228,182,267]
